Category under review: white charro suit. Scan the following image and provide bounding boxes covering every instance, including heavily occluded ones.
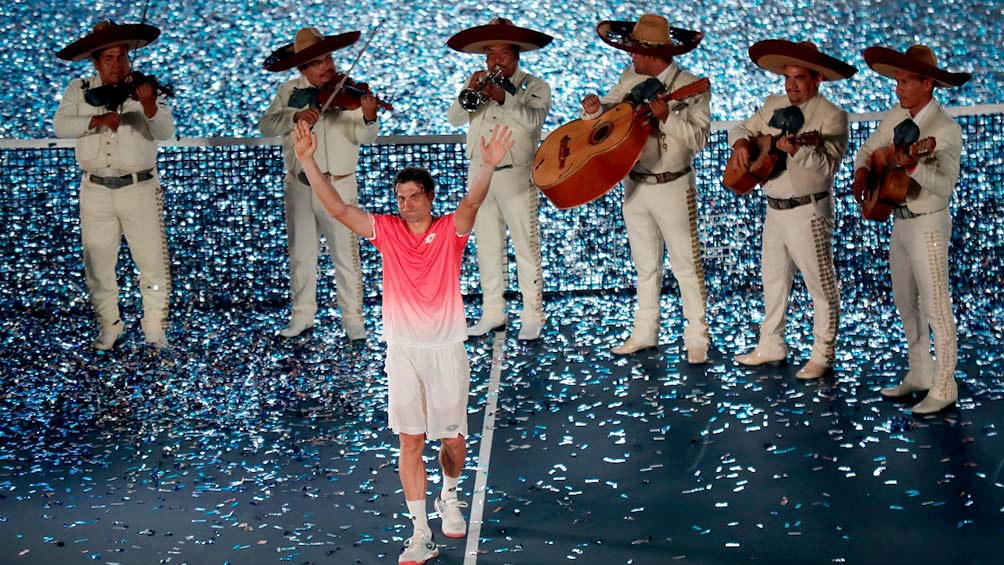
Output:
[583,62,711,353]
[855,99,961,403]
[728,92,849,366]
[447,67,550,328]
[260,75,378,336]
[53,74,174,343]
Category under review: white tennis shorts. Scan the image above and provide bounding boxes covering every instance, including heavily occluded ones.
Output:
[385,342,471,440]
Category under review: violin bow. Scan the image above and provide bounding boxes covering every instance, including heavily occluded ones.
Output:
[315,19,385,116]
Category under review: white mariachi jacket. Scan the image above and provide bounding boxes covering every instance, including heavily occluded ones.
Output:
[728,93,849,199]
[259,75,379,177]
[447,67,551,169]
[582,62,710,177]
[854,99,962,214]
[53,74,175,173]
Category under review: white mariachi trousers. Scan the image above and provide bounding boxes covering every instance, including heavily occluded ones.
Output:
[890,208,958,401]
[470,165,544,325]
[284,174,364,333]
[755,196,840,366]
[622,175,709,350]
[79,175,170,340]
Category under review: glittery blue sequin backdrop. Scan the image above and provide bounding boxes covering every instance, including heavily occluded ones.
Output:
[2,116,1002,338]
[2,0,1001,137]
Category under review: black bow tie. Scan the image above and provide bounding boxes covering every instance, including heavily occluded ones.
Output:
[84,82,131,111]
[288,87,320,109]
[893,118,921,147]
[625,77,665,105]
[768,106,805,136]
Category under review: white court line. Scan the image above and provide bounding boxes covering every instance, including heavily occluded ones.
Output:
[463,330,507,564]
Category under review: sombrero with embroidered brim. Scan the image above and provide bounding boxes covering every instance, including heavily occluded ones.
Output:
[749,39,857,81]
[863,44,971,87]
[56,21,160,61]
[596,14,702,58]
[263,27,361,72]
[447,17,552,53]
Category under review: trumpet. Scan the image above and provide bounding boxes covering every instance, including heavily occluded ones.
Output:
[458,66,504,111]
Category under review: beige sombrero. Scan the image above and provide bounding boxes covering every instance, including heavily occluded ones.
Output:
[863,44,971,87]
[263,27,361,72]
[596,14,702,58]
[447,17,552,53]
[749,40,857,81]
[56,21,160,61]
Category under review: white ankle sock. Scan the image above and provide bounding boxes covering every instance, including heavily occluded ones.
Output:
[406,499,430,535]
[441,475,459,501]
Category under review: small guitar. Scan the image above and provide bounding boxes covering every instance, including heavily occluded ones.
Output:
[532,77,711,210]
[856,137,937,221]
[722,130,821,195]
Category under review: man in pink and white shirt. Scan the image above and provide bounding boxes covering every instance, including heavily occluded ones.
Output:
[292,118,513,565]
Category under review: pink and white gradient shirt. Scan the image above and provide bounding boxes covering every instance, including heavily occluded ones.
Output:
[368,213,470,346]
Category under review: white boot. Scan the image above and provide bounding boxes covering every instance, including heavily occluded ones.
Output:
[279,318,314,338]
[92,320,124,350]
[466,316,506,337]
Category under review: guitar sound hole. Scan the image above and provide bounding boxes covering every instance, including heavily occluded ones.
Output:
[590,122,613,144]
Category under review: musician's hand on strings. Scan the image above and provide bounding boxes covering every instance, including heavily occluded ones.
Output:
[852,167,869,203]
[581,94,600,114]
[133,82,156,104]
[89,112,121,133]
[894,147,918,170]
[293,119,318,161]
[649,98,669,122]
[293,108,321,126]
[133,82,158,117]
[730,138,751,171]
[360,94,378,121]
[776,134,798,156]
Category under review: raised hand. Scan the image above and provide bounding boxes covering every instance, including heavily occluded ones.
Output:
[581,94,600,114]
[479,124,515,169]
[293,119,317,161]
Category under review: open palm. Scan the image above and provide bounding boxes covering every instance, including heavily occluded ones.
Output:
[480,125,515,168]
[293,120,317,161]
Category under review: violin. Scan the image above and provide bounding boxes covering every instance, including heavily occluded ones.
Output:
[318,74,393,112]
[84,70,175,111]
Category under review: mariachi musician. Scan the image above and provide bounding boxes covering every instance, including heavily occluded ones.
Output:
[53,21,175,351]
[260,27,384,340]
[446,18,552,341]
[853,45,970,414]
[580,14,710,363]
[729,40,856,380]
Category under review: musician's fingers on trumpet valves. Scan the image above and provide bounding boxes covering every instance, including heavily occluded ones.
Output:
[460,65,505,109]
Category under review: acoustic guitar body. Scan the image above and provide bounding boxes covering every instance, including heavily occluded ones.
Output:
[533,102,651,209]
[859,137,935,221]
[722,134,776,195]
[861,146,912,221]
